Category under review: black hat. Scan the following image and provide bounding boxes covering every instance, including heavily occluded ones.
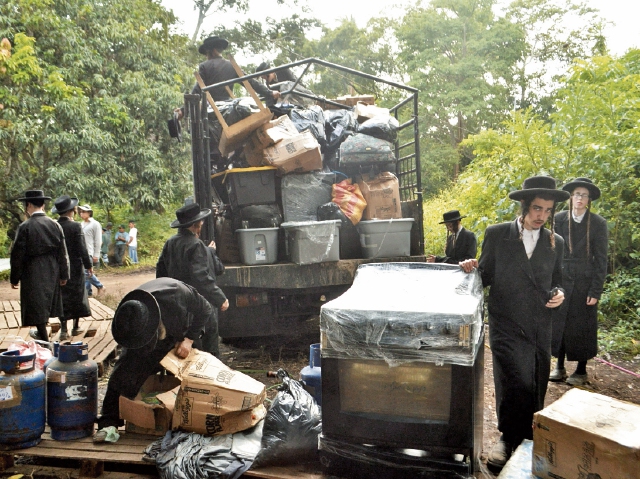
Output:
[508,176,570,202]
[255,62,271,73]
[170,203,211,228]
[562,177,601,201]
[112,289,161,349]
[16,190,51,202]
[51,195,79,214]
[198,36,229,55]
[167,111,182,142]
[439,210,466,224]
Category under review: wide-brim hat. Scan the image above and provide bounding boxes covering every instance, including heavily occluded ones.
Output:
[167,112,182,142]
[562,177,601,201]
[198,36,229,55]
[78,204,93,212]
[170,202,211,228]
[255,61,271,73]
[112,289,161,349]
[439,210,466,224]
[16,189,51,202]
[508,176,570,202]
[51,195,79,215]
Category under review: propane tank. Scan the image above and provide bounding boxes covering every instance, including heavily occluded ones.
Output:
[0,350,46,450]
[300,343,322,406]
[46,342,98,440]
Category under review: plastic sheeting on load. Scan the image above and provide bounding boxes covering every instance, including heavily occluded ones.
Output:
[144,420,263,479]
[320,263,484,366]
[281,171,336,223]
[290,106,327,151]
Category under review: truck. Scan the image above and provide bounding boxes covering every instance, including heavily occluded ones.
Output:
[184,58,425,340]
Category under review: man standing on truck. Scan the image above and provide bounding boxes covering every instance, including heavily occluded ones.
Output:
[459,176,567,472]
[173,36,280,171]
[156,203,229,357]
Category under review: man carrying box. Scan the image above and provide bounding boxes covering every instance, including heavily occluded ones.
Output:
[94,277,212,443]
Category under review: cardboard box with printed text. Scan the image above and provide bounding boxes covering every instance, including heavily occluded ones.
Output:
[357,172,402,220]
[263,131,323,174]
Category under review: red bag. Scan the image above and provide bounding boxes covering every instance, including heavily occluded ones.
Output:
[7,338,53,370]
[331,179,367,225]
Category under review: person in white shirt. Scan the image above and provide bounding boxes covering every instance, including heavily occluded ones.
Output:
[127,220,138,264]
[78,204,105,296]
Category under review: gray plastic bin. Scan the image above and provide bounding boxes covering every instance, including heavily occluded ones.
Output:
[357,218,414,258]
[236,227,279,265]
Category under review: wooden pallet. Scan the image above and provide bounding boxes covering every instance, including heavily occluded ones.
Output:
[0,298,118,376]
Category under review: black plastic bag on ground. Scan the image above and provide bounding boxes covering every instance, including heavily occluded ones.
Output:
[291,106,327,151]
[251,369,322,468]
[357,115,399,143]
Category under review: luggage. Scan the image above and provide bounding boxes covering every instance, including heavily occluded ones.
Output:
[338,133,396,171]
[281,172,336,223]
[232,204,283,231]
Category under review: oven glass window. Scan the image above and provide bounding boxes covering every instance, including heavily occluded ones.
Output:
[338,359,452,421]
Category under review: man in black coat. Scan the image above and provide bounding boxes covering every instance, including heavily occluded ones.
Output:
[52,195,93,340]
[156,203,229,357]
[10,190,69,341]
[550,178,608,386]
[460,176,568,471]
[95,277,212,440]
[427,210,477,264]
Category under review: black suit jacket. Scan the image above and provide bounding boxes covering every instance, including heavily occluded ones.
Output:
[436,227,477,264]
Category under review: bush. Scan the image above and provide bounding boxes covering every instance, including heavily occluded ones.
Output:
[598,268,640,357]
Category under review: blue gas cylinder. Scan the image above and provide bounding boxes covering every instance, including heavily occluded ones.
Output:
[300,343,322,406]
[46,342,98,440]
[0,350,46,450]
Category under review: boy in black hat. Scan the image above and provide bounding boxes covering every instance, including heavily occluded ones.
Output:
[95,277,212,442]
[460,176,568,471]
[550,178,608,386]
[10,190,70,341]
[427,210,477,264]
[156,203,229,357]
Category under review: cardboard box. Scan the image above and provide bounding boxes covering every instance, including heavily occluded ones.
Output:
[335,94,375,107]
[243,141,267,167]
[161,349,267,435]
[532,389,640,479]
[263,131,322,174]
[357,172,402,220]
[119,374,181,436]
[250,115,298,150]
[354,102,389,123]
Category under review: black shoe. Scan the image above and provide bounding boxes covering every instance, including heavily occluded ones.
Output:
[59,331,69,341]
[29,329,44,341]
[71,328,85,336]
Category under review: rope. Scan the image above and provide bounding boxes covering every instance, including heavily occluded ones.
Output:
[595,357,640,379]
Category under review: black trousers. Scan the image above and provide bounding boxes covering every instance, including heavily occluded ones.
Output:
[200,309,219,357]
[98,338,174,429]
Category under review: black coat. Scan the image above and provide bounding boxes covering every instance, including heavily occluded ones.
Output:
[192,57,273,102]
[436,227,477,264]
[552,210,608,360]
[58,216,92,320]
[156,229,227,309]
[478,220,564,444]
[10,213,70,326]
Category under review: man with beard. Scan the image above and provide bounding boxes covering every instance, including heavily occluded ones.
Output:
[460,176,568,471]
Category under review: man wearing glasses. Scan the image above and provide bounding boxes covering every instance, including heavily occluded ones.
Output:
[550,178,608,387]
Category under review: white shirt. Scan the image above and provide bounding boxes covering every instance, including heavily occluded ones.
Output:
[128,227,138,248]
[572,211,586,224]
[517,218,540,259]
[82,217,102,258]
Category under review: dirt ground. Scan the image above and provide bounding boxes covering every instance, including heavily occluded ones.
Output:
[2,267,640,477]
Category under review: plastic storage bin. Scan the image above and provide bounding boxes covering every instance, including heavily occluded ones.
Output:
[236,227,279,265]
[212,167,277,210]
[282,220,341,265]
[357,218,414,258]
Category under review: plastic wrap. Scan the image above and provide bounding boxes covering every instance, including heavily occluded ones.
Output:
[320,263,483,366]
[324,110,358,151]
[290,106,326,151]
[357,115,399,143]
[281,172,335,223]
[252,370,322,468]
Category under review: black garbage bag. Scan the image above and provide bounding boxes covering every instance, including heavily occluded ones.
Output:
[323,109,357,170]
[290,106,327,151]
[251,369,322,468]
[357,115,400,143]
[317,202,362,259]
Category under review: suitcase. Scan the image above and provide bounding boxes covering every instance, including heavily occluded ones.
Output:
[338,133,396,171]
[281,172,336,223]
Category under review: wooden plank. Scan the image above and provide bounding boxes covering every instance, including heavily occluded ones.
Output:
[1,300,12,313]
[10,300,20,311]
[0,463,157,478]
[88,299,107,320]
[244,466,323,479]
[6,311,20,329]
[0,312,8,329]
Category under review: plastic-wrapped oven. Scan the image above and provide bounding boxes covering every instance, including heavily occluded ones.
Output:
[320,262,483,366]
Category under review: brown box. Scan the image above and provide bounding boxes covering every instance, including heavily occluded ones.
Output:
[263,131,322,174]
[215,216,240,263]
[161,349,267,435]
[250,115,298,150]
[532,388,640,479]
[357,172,402,220]
[334,94,375,107]
[119,374,181,436]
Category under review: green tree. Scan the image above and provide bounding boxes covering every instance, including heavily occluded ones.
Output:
[0,0,194,231]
